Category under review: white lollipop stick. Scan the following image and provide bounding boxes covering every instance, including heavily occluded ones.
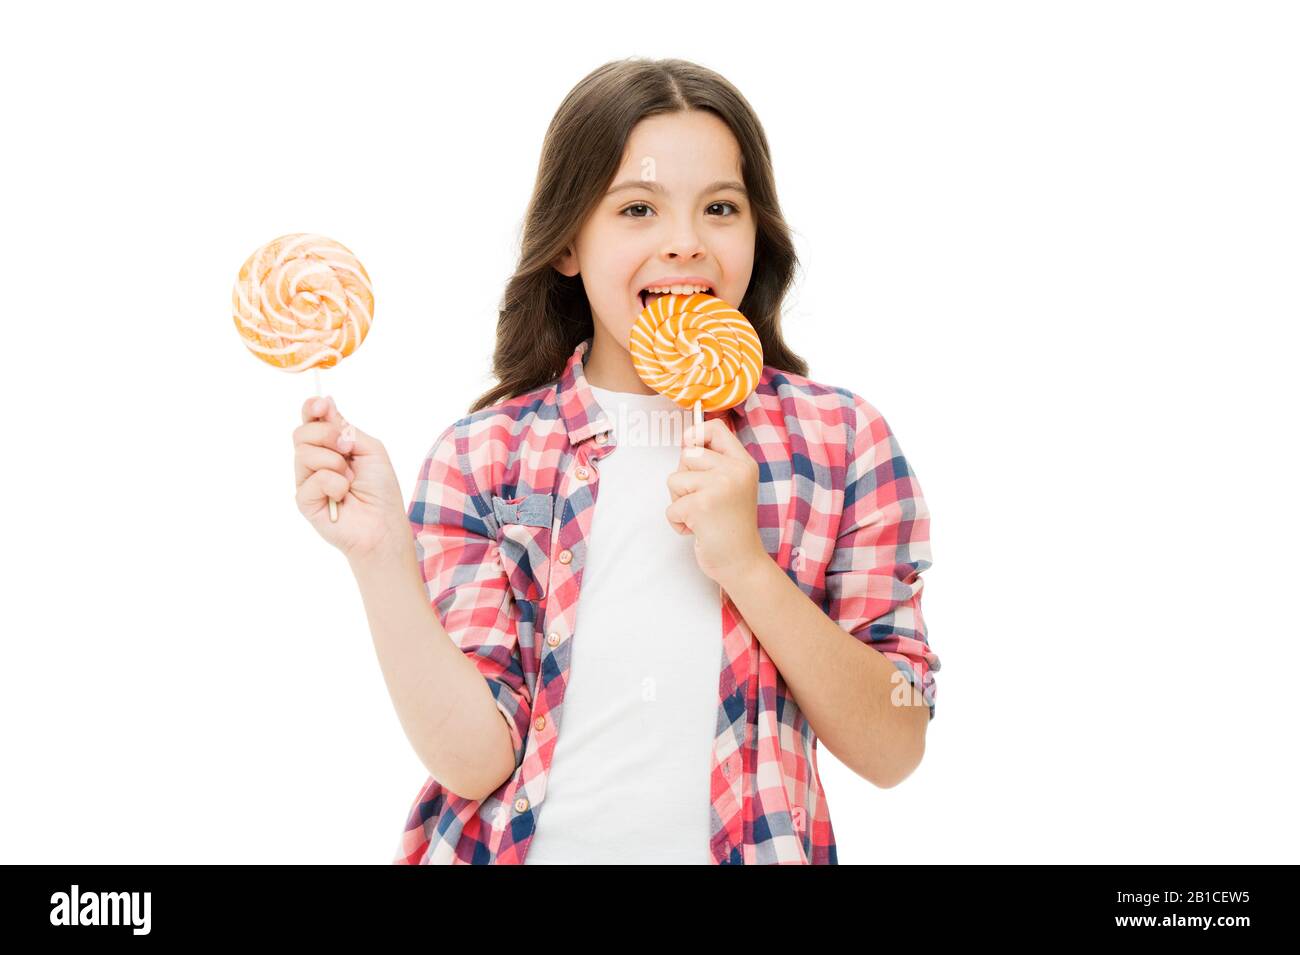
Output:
[313,365,339,522]
[684,399,704,456]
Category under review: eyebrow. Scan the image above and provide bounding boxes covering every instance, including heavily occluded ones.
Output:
[604,178,748,198]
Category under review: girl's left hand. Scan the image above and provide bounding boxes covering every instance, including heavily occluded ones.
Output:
[665,418,769,588]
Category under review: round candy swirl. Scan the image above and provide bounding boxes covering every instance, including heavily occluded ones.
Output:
[232,233,374,372]
[629,293,763,412]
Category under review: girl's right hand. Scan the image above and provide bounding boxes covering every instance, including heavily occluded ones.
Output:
[293,396,408,561]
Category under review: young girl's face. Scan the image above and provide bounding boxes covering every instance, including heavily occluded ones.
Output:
[555,109,757,358]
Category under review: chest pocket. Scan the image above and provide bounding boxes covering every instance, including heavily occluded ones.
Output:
[491,493,555,604]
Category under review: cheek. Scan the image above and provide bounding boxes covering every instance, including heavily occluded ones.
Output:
[586,239,645,293]
[614,241,650,277]
[718,237,756,295]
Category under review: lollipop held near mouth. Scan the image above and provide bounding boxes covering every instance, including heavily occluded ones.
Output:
[232,233,375,521]
[629,291,762,444]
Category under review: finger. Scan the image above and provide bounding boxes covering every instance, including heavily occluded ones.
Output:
[665,497,693,535]
[295,442,353,490]
[296,467,351,517]
[678,441,726,471]
[684,419,747,459]
[666,470,704,502]
[292,419,352,455]
[302,394,341,425]
[299,395,359,451]
[309,412,377,460]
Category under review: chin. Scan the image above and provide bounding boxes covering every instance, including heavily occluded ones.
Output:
[593,316,635,351]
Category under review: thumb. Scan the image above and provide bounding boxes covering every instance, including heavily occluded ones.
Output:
[339,418,384,459]
[307,396,382,458]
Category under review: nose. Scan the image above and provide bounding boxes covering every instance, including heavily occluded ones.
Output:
[661,223,706,262]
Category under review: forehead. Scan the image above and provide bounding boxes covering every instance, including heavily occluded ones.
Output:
[618,110,742,179]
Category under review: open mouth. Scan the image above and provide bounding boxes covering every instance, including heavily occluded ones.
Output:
[638,286,715,310]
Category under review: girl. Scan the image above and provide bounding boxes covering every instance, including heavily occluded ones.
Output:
[292,57,939,865]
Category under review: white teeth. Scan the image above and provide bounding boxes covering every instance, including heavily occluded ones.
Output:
[644,284,711,295]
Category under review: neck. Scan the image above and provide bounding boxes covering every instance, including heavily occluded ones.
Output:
[583,328,657,394]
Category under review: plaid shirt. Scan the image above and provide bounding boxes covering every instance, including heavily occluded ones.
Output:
[393,336,938,864]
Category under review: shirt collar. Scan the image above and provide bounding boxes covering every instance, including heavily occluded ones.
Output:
[557,336,752,445]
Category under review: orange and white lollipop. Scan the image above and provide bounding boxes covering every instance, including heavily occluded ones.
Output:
[233,233,373,372]
[232,233,374,521]
[629,292,762,441]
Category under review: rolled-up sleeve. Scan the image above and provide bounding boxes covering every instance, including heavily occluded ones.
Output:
[407,423,532,769]
[824,395,940,720]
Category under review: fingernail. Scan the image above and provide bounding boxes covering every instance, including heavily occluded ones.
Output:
[313,398,327,415]
[338,435,354,452]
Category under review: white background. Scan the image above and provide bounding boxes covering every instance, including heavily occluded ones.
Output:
[2,0,1295,864]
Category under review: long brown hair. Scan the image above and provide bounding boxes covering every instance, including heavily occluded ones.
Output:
[469,57,809,414]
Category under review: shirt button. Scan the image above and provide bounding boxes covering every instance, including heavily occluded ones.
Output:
[723,763,732,777]
[547,630,561,647]
[534,715,546,731]
[558,549,572,564]
[575,466,590,480]
[514,797,529,813]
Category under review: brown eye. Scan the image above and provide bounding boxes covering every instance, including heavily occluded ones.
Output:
[707,202,740,216]
[621,203,654,218]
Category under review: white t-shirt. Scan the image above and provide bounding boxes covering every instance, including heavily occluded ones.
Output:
[523,384,723,864]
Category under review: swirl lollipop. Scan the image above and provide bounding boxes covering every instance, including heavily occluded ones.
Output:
[629,292,762,443]
[233,233,374,521]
